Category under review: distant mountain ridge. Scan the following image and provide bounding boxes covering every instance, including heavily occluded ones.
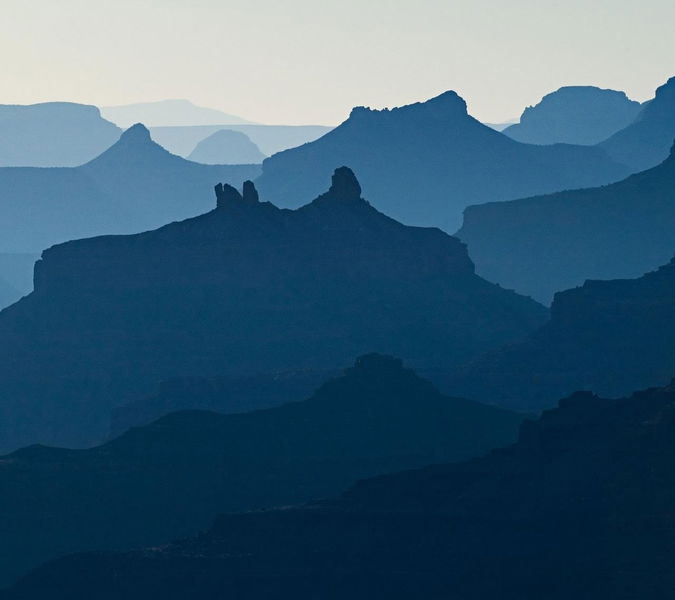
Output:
[458,140,675,303]
[12,379,675,599]
[0,102,121,167]
[0,123,260,253]
[503,86,641,145]
[256,90,630,232]
[101,99,254,127]
[0,354,524,588]
[0,168,546,452]
[187,129,266,164]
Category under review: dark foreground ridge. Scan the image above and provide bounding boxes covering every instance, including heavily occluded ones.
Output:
[6,380,675,599]
[0,167,546,452]
[0,354,524,587]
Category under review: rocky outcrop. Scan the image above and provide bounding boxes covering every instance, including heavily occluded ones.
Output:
[255,90,629,232]
[0,168,546,452]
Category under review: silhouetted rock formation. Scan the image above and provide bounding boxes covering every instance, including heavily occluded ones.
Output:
[100,99,254,127]
[447,256,675,410]
[600,76,675,171]
[0,102,121,167]
[503,86,640,145]
[10,381,675,600]
[256,91,629,231]
[109,368,337,438]
[458,140,675,303]
[0,169,546,452]
[187,129,266,164]
[0,355,524,587]
[0,123,260,253]
[149,124,333,157]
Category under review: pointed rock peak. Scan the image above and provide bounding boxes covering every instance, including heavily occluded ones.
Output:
[120,123,152,143]
[242,180,259,203]
[214,183,242,208]
[214,181,260,208]
[327,166,362,201]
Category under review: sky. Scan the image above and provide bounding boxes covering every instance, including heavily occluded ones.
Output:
[1,0,674,125]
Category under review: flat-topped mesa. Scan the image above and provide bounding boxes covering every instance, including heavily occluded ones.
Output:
[215,180,260,208]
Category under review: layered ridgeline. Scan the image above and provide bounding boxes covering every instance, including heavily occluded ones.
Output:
[600,76,675,172]
[458,141,675,304]
[187,129,266,164]
[10,381,675,600]
[0,168,546,452]
[0,102,121,167]
[446,257,675,411]
[0,124,260,253]
[0,354,524,588]
[503,86,641,146]
[255,91,629,232]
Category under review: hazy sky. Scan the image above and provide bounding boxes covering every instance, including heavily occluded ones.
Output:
[2,0,674,125]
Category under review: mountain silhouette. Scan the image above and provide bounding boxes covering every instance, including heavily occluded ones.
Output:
[600,76,675,171]
[187,129,266,164]
[100,99,254,127]
[255,91,630,232]
[0,102,121,167]
[0,168,546,452]
[109,368,337,438]
[0,124,260,253]
[458,140,675,304]
[149,124,333,157]
[10,380,675,599]
[446,256,675,410]
[0,354,524,588]
[503,86,641,145]
[0,278,19,310]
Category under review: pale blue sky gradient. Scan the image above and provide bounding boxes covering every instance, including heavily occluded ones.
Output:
[2,0,674,124]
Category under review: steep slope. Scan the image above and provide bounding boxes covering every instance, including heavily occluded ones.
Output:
[187,129,266,164]
[101,99,254,127]
[503,86,641,146]
[0,168,546,452]
[0,354,524,587]
[0,102,121,167]
[458,141,675,304]
[600,76,675,171]
[0,124,260,252]
[0,278,20,310]
[447,256,675,410]
[10,381,675,600]
[256,91,629,232]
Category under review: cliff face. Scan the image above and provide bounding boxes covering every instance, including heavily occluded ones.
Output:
[457,141,675,304]
[255,91,629,232]
[9,381,675,600]
[600,76,675,171]
[0,168,546,452]
[446,256,675,410]
[0,354,524,588]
